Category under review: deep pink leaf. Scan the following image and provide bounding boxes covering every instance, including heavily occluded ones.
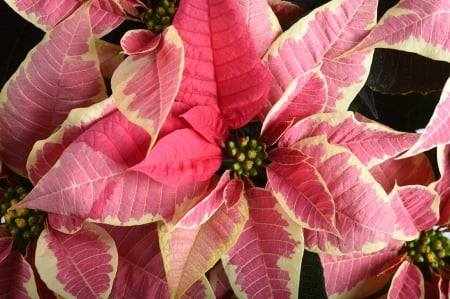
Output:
[264,0,376,113]
[173,0,271,128]
[47,213,85,234]
[208,262,233,298]
[357,0,450,63]
[222,188,304,299]
[268,146,309,165]
[402,78,450,157]
[436,145,450,225]
[388,262,424,299]
[369,153,436,193]
[280,112,419,168]
[132,128,223,186]
[0,237,13,264]
[0,4,107,176]
[35,223,117,298]
[292,136,395,254]
[0,252,38,298]
[267,157,338,235]
[120,29,161,55]
[390,185,439,240]
[112,27,184,145]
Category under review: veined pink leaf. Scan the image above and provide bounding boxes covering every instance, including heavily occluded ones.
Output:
[27,98,116,184]
[388,262,424,299]
[15,110,212,225]
[236,0,282,57]
[222,188,304,299]
[402,78,450,158]
[321,239,403,298]
[280,112,419,168]
[267,153,338,236]
[182,277,216,299]
[47,213,85,234]
[0,252,39,298]
[263,0,376,114]
[174,173,243,229]
[120,29,161,55]
[112,26,184,145]
[268,146,310,165]
[292,136,395,254]
[369,153,436,193]
[35,223,118,299]
[390,185,440,241]
[261,70,328,141]
[132,128,223,186]
[356,0,450,63]
[436,145,450,225]
[173,0,271,129]
[4,0,125,36]
[103,223,170,298]
[0,4,107,177]
[159,199,248,298]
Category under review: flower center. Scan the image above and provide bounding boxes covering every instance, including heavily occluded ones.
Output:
[403,228,450,269]
[1,185,45,254]
[141,0,178,34]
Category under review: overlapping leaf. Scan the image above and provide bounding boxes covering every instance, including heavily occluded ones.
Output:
[222,188,304,299]
[280,112,419,168]
[0,252,38,298]
[159,199,248,298]
[290,136,395,254]
[172,0,271,129]
[436,144,450,225]
[263,0,377,115]
[0,4,106,176]
[112,26,184,145]
[356,0,450,63]
[35,223,118,298]
[388,262,424,299]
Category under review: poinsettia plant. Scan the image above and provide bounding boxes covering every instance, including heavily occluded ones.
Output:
[0,0,449,298]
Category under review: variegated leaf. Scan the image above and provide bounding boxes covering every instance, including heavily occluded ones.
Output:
[388,262,424,299]
[390,185,440,241]
[0,252,38,298]
[0,4,107,177]
[292,136,395,254]
[35,223,118,298]
[112,26,184,146]
[222,188,304,299]
[263,0,376,114]
[208,262,233,298]
[159,199,248,298]
[280,112,419,168]
[436,144,450,225]
[357,0,450,63]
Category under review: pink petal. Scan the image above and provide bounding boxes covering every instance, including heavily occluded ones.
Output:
[388,262,424,299]
[120,29,161,55]
[0,4,107,176]
[35,223,117,298]
[222,188,304,298]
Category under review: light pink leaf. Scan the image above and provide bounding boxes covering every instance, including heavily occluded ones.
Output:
[103,223,170,298]
[112,26,184,145]
[237,0,282,57]
[388,262,424,299]
[173,0,271,128]
[132,128,223,186]
[27,98,116,184]
[159,199,248,298]
[15,110,213,225]
[390,185,440,241]
[356,0,450,63]
[5,0,125,36]
[369,153,436,193]
[35,223,118,299]
[267,153,338,235]
[0,4,107,176]
[120,29,161,55]
[263,0,376,113]
[280,112,419,168]
[402,78,450,157]
[321,239,403,298]
[0,252,38,298]
[222,188,304,299]
[292,136,395,254]
[261,70,328,141]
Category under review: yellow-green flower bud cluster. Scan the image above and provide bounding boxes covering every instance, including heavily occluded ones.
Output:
[226,137,267,178]
[1,185,45,243]
[142,0,177,34]
[405,229,450,269]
